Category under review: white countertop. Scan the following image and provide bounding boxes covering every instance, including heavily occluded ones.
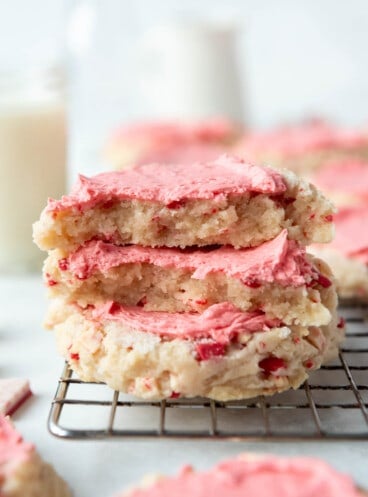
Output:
[1,274,368,496]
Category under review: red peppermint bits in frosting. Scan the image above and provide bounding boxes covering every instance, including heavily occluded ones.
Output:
[259,356,286,374]
[316,274,332,288]
[195,299,208,305]
[107,301,121,314]
[137,296,148,307]
[166,200,186,209]
[243,279,262,289]
[45,273,58,286]
[337,317,345,329]
[196,342,226,361]
[58,258,69,271]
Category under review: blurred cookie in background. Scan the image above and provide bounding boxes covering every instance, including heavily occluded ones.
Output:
[104,119,240,170]
[311,159,368,207]
[310,206,368,301]
[234,121,368,175]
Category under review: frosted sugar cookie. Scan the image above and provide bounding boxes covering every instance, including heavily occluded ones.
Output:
[33,156,334,251]
[48,300,342,401]
[0,416,71,497]
[44,231,336,327]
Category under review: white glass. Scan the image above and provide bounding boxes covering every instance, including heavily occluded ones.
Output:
[0,66,66,272]
[139,21,244,122]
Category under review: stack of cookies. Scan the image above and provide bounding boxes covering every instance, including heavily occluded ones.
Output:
[33,155,343,401]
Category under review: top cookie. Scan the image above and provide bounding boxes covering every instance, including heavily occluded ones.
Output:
[33,155,334,251]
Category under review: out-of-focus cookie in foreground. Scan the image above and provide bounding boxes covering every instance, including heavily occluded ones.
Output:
[0,416,71,497]
[113,453,366,497]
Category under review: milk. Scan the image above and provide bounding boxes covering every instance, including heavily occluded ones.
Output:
[139,22,245,122]
[0,88,66,272]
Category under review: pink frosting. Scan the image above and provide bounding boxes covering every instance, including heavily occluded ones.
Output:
[91,302,282,344]
[329,207,368,264]
[0,416,33,469]
[313,160,368,197]
[46,155,286,214]
[69,230,316,287]
[238,121,368,159]
[119,456,361,497]
[110,118,235,144]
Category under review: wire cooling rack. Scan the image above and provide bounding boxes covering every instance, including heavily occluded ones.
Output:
[48,303,368,440]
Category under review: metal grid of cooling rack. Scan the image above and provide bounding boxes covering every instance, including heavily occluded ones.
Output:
[48,303,368,440]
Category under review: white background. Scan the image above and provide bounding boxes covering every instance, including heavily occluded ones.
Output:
[2,0,368,176]
[1,0,368,129]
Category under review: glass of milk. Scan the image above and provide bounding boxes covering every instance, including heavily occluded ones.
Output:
[0,65,66,272]
[138,21,244,123]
